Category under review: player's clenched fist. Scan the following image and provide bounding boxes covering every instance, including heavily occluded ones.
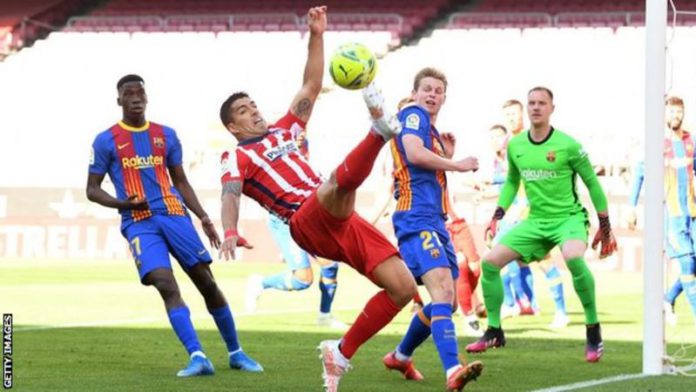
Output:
[591,214,618,259]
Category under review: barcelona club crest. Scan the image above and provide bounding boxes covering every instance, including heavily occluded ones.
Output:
[430,248,441,259]
[546,150,556,162]
[153,137,165,149]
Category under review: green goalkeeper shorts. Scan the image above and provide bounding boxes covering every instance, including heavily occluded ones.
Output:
[499,212,589,263]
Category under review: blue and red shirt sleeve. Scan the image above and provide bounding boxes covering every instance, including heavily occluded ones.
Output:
[398,105,431,147]
[89,131,112,175]
[164,127,183,167]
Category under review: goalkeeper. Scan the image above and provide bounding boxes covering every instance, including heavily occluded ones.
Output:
[465,87,617,363]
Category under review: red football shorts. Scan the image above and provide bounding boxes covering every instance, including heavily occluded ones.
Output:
[289,192,399,279]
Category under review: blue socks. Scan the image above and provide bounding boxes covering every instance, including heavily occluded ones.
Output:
[319,263,339,314]
[502,268,515,307]
[508,262,529,305]
[262,272,311,291]
[544,265,566,314]
[676,255,696,315]
[397,303,432,357]
[167,306,202,354]
[430,303,460,372]
[665,278,683,305]
[397,303,460,372]
[209,306,240,353]
[520,265,537,308]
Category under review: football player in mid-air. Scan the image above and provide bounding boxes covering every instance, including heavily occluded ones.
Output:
[217,6,484,391]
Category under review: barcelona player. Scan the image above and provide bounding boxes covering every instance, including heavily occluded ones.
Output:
[479,119,570,328]
[86,74,262,376]
[217,7,482,391]
[381,67,482,389]
[627,96,696,325]
[466,87,617,362]
[244,127,346,330]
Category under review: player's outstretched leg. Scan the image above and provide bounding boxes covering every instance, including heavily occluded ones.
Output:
[319,257,415,391]
[331,83,401,198]
[247,216,313,312]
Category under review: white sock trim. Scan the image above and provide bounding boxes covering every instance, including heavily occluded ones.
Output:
[190,350,206,359]
[446,364,463,379]
[228,348,242,357]
[394,349,410,363]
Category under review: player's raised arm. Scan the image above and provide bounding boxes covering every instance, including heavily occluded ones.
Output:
[288,5,326,123]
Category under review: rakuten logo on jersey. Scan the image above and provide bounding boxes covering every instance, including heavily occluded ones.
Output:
[264,140,298,161]
[122,155,164,169]
[521,169,557,181]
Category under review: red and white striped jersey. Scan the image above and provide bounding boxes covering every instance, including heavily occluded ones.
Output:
[220,111,324,222]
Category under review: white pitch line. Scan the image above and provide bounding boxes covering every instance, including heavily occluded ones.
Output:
[14,306,360,332]
[530,373,652,392]
[531,364,696,392]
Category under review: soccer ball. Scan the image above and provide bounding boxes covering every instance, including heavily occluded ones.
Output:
[329,43,377,90]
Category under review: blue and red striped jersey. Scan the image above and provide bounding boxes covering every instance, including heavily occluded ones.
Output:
[89,120,186,226]
[390,104,448,219]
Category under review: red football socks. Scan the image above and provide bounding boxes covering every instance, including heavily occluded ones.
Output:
[339,290,401,359]
[335,132,385,192]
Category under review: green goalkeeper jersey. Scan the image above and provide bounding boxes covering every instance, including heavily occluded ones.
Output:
[498,127,608,219]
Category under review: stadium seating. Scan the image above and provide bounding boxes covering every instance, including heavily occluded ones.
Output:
[64,0,449,38]
[453,0,696,29]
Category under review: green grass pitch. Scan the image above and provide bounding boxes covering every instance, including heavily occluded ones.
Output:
[2,258,695,391]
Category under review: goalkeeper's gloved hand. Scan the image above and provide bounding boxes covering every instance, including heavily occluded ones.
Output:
[591,214,618,259]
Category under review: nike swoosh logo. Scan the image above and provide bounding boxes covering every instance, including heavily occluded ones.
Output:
[117,143,130,150]
[198,249,207,255]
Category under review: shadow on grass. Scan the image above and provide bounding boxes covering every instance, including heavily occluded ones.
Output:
[13,325,654,392]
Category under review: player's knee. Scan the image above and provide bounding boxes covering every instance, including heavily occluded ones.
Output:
[198,277,221,298]
[389,280,418,307]
[153,280,182,302]
[293,268,314,285]
[430,282,455,304]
